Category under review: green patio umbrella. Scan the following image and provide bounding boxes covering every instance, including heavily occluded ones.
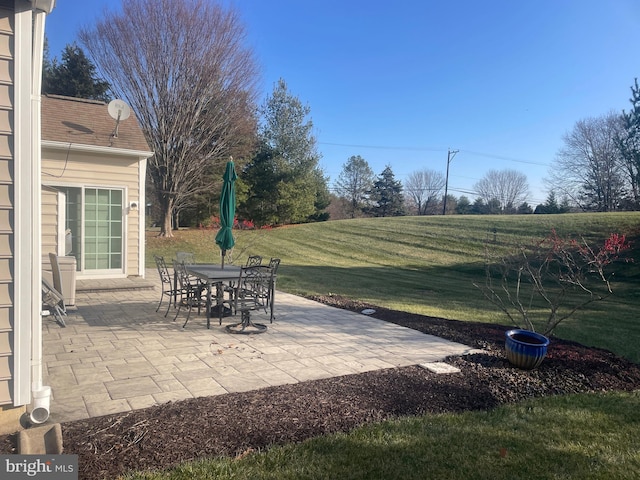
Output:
[215,158,237,268]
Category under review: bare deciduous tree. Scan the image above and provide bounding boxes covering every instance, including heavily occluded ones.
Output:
[473,169,529,212]
[80,0,259,236]
[334,155,374,218]
[404,169,445,215]
[548,113,625,212]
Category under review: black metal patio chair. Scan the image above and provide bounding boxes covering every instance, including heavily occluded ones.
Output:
[153,255,182,316]
[266,258,280,323]
[226,265,271,334]
[175,251,195,265]
[173,260,207,328]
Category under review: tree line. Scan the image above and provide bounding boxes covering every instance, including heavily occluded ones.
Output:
[331,157,537,219]
[548,82,640,212]
[42,0,639,232]
[331,76,640,219]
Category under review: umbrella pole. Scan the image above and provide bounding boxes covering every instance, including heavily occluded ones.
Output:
[221,249,225,269]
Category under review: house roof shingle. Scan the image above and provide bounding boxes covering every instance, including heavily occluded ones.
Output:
[41,94,152,153]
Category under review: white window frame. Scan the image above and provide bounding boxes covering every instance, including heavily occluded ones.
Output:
[79,186,127,277]
[44,182,128,279]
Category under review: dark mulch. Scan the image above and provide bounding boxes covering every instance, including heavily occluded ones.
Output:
[2,294,639,480]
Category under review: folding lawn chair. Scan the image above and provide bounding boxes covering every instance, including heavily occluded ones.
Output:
[42,278,67,327]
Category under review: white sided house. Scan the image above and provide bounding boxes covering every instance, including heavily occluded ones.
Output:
[41,94,152,280]
[0,0,55,434]
[0,0,152,434]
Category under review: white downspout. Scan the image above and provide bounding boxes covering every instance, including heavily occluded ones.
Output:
[29,3,53,423]
[13,0,33,408]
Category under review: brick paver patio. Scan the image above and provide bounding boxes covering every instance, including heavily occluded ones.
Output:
[42,272,477,423]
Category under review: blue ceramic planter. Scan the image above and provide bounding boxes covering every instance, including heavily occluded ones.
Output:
[505,329,550,369]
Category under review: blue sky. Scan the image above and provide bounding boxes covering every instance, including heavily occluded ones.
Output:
[45,0,640,206]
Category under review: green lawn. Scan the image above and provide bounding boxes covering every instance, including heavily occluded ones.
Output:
[148,212,640,363]
[142,213,640,479]
[124,392,640,480]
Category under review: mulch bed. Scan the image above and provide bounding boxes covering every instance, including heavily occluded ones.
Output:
[2,294,639,479]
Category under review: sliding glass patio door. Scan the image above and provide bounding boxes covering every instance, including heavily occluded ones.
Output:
[60,186,124,274]
[84,188,123,271]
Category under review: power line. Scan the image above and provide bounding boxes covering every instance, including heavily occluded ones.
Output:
[319,142,444,152]
[321,141,550,206]
[319,141,552,167]
[459,150,550,167]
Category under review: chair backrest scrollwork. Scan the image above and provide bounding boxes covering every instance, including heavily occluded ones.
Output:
[245,255,262,267]
[154,255,172,284]
[268,258,280,274]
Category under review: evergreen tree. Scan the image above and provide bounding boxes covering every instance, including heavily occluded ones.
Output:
[42,37,53,83]
[471,197,487,214]
[242,79,328,225]
[535,191,570,214]
[309,168,331,221]
[618,78,640,208]
[368,165,405,217]
[486,198,502,214]
[516,202,533,214]
[559,195,571,213]
[238,142,280,225]
[43,43,111,101]
[455,195,471,214]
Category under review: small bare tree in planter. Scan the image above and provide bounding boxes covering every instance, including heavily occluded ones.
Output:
[474,230,631,368]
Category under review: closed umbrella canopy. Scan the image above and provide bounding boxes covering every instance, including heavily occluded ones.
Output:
[215,159,237,268]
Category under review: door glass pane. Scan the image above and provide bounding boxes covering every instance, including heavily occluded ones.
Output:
[85,241,96,254]
[111,238,122,253]
[97,205,109,220]
[96,254,109,269]
[85,189,96,204]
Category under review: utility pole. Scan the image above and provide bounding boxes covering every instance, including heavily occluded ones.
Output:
[442,149,458,215]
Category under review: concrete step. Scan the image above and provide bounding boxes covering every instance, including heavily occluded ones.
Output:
[18,423,63,454]
[76,276,156,293]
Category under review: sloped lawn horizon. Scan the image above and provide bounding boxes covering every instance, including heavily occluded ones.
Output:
[148,212,640,363]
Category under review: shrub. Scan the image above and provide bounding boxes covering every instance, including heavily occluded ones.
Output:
[474,230,632,336]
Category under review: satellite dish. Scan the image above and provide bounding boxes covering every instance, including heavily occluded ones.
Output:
[108,99,131,138]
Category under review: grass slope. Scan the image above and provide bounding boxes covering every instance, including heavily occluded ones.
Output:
[147,213,640,362]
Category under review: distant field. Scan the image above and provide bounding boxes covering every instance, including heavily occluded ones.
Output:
[147,212,640,362]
